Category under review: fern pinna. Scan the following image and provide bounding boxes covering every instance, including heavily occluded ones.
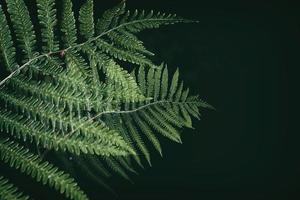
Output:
[0,0,212,199]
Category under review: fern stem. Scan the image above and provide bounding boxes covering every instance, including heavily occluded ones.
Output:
[63,100,200,140]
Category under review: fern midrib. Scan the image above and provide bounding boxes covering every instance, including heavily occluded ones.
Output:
[97,99,201,116]
[61,99,199,141]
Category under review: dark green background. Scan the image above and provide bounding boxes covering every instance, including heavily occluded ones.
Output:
[111,1,298,200]
[1,0,299,199]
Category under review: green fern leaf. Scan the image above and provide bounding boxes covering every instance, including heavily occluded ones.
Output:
[75,156,114,193]
[137,65,146,93]
[0,139,88,200]
[106,30,154,56]
[123,114,151,165]
[96,39,153,67]
[133,113,162,156]
[101,65,212,166]
[160,66,169,99]
[168,68,179,100]
[0,110,133,157]
[146,67,155,98]
[181,88,189,102]
[104,157,131,181]
[154,65,162,101]
[36,0,59,52]
[6,0,37,60]
[139,109,181,143]
[104,59,145,102]
[104,114,143,168]
[117,9,194,33]
[0,5,17,71]
[61,0,77,47]
[79,0,94,39]
[0,176,29,200]
[96,1,126,34]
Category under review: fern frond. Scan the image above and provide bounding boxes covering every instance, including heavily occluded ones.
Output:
[0,110,132,157]
[160,66,169,99]
[0,139,88,200]
[81,44,138,103]
[6,0,37,60]
[146,68,155,97]
[181,88,189,102]
[75,156,115,193]
[104,114,143,168]
[8,55,112,114]
[96,1,126,34]
[123,114,151,165]
[61,0,77,47]
[65,50,93,82]
[8,75,99,114]
[106,30,154,56]
[175,81,184,101]
[84,155,111,178]
[36,0,59,52]
[154,65,162,101]
[137,65,146,93]
[79,0,94,39]
[96,1,192,34]
[179,104,193,127]
[0,176,29,200]
[116,156,138,175]
[101,65,212,166]
[132,113,162,156]
[95,39,154,67]
[91,1,194,69]
[123,10,193,33]
[104,157,131,181]
[139,108,181,143]
[104,60,145,102]
[24,57,64,79]
[0,5,17,71]
[0,90,134,156]
[168,68,179,100]
[23,57,100,102]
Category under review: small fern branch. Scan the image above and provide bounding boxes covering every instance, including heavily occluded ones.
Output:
[0,139,89,200]
[0,1,193,87]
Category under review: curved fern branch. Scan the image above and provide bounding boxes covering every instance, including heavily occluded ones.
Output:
[0,1,193,87]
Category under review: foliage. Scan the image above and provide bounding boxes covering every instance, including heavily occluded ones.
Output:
[0,0,211,199]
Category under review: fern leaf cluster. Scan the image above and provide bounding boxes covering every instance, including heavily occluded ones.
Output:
[0,139,88,200]
[0,0,211,199]
[0,176,29,200]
